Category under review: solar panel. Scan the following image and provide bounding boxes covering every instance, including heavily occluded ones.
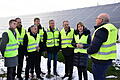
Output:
[0,3,120,35]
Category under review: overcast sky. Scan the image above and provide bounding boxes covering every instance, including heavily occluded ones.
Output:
[0,0,120,17]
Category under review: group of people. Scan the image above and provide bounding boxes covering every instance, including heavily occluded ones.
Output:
[0,13,118,80]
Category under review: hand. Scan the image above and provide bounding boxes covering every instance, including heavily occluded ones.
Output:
[76,44,83,48]
[44,51,47,54]
[59,49,62,52]
[36,47,40,52]
[26,56,28,58]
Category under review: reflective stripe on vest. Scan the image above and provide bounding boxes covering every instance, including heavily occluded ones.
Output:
[74,34,88,53]
[60,28,74,48]
[27,33,40,52]
[39,28,44,42]
[91,23,118,60]
[15,27,26,45]
[46,28,59,47]
[4,30,19,57]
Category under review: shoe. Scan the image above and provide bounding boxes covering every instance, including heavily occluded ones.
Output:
[41,71,46,75]
[62,74,69,79]
[54,72,59,76]
[31,73,34,78]
[17,77,23,80]
[37,76,43,80]
[25,78,28,80]
[46,73,54,79]
[68,77,73,80]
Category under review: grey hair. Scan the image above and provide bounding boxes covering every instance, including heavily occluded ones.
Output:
[99,13,110,24]
[101,16,110,23]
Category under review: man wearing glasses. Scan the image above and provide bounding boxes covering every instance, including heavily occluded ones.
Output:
[60,21,74,80]
[87,13,118,80]
[0,19,18,80]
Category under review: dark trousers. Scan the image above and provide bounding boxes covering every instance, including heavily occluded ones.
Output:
[30,53,42,74]
[17,47,24,78]
[25,53,41,78]
[63,55,73,78]
[77,66,88,80]
[7,67,16,80]
[92,61,112,80]
[47,52,58,74]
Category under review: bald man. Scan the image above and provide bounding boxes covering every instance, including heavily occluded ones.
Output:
[87,13,118,80]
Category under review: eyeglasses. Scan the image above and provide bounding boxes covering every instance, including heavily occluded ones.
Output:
[64,24,69,26]
[96,18,103,20]
[18,22,21,23]
[50,23,54,24]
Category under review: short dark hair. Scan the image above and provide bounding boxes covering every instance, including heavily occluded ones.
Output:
[34,18,40,22]
[9,19,16,25]
[15,17,21,21]
[63,20,69,24]
[49,20,54,23]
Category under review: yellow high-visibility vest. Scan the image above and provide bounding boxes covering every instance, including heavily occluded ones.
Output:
[46,27,59,47]
[27,32,40,52]
[39,28,44,42]
[15,27,26,45]
[91,23,118,60]
[74,34,88,53]
[60,28,74,48]
[4,30,19,57]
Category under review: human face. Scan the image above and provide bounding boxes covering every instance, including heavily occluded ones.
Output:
[77,24,84,32]
[10,21,17,29]
[96,17,103,26]
[16,19,22,27]
[31,26,38,34]
[34,20,40,25]
[49,21,55,29]
[63,21,69,30]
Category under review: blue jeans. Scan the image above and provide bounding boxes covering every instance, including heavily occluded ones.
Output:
[92,61,112,80]
[47,52,58,74]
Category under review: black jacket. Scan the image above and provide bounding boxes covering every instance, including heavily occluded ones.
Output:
[87,23,117,63]
[44,27,61,53]
[16,26,26,50]
[28,24,46,51]
[71,28,91,48]
[23,31,45,56]
[72,28,91,67]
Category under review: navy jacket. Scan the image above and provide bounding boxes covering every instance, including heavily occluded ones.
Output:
[87,23,117,63]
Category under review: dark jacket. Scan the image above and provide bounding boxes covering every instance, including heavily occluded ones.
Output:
[44,27,61,53]
[87,23,116,63]
[72,28,91,67]
[28,24,46,52]
[23,31,44,56]
[0,28,18,67]
[16,26,26,55]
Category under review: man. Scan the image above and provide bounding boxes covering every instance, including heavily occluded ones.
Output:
[15,18,26,80]
[60,21,74,80]
[29,18,46,77]
[87,13,118,80]
[0,19,18,80]
[23,25,43,80]
[45,20,61,78]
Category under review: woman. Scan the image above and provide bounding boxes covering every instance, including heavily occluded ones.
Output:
[72,22,91,80]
